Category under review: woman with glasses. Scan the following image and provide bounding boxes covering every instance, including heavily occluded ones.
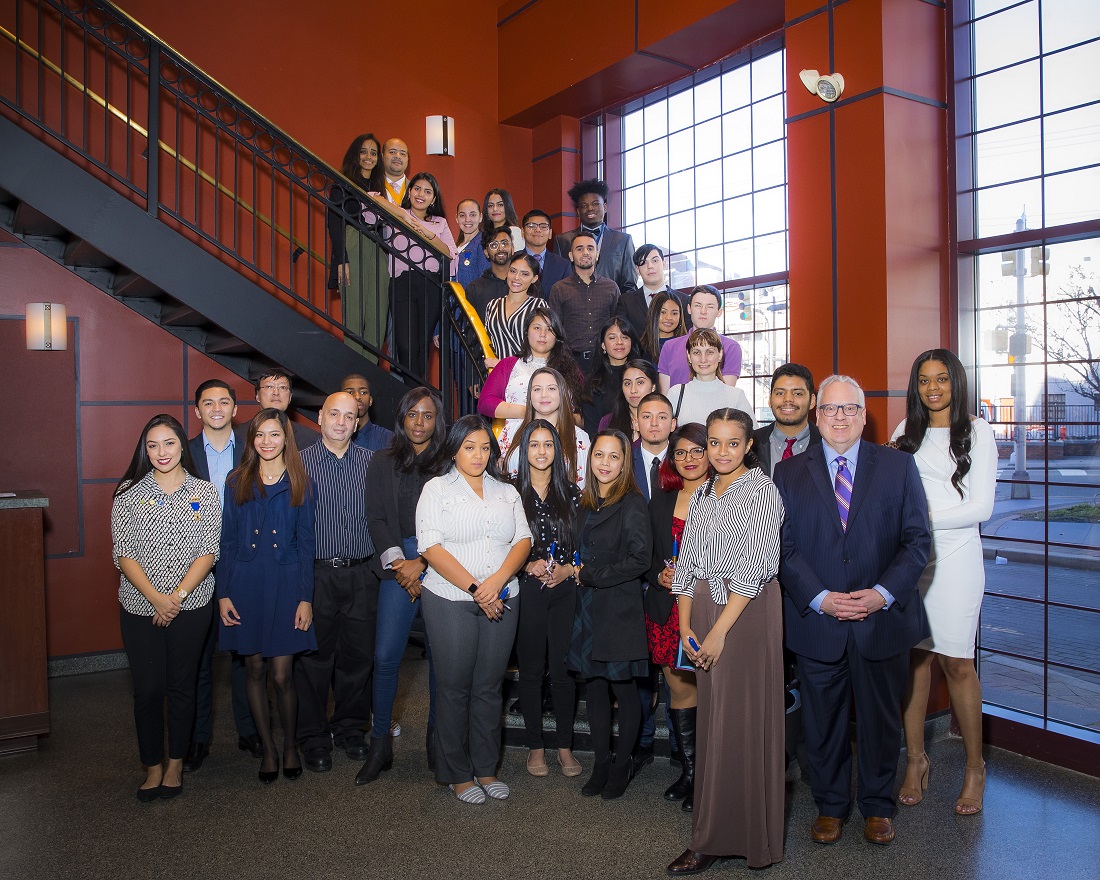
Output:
[646,424,710,812]
[892,349,997,816]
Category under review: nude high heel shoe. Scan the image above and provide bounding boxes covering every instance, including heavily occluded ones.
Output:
[954,762,985,815]
[898,752,930,806]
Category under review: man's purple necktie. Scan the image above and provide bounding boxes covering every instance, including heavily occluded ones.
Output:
[834,456,852,532]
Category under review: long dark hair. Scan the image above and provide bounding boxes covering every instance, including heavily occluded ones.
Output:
[581,429,640,510]
[479,187,520,242]
[400,171,446,220]
[656,422,712,493]
[339,132,384,194]
[585,316,640,402]
[114,414,196,496]
[514,419,578,557]
[519,305,585,407]
[509,252,543,300]
[444,414,503,482]
[390,387,446,474]
[230,408,309,507]
[511,367,581,480]
[607,358,660,436]
[640,291,687,361]
[703,408,760,488]
[896,348,973,497]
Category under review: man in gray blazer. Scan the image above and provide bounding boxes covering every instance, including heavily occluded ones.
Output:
[553,178,636,292]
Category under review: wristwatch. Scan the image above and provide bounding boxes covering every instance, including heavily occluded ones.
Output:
[175,588,189,600]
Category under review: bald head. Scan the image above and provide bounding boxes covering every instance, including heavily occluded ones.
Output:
[319,391,359,452]
[383,139,409,179]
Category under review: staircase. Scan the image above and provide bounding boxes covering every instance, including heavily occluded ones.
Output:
[0,0,487,420]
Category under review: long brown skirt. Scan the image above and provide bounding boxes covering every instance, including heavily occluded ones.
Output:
[689,577,785,868]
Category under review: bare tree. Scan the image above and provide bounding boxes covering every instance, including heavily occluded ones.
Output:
[1043,266,1100,406]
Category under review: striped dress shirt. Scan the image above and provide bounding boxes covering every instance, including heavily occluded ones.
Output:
[671,467,784,603]
[300,442,375,560]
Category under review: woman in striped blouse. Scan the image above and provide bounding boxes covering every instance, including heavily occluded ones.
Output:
[667,408,786,874]
[484,253,543,367]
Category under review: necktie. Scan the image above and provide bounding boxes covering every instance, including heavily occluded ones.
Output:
[650,455,661,496]
[834,456,852,532]
[782,436,797,460]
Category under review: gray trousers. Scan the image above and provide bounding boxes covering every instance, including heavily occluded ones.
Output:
[421,590,520,784]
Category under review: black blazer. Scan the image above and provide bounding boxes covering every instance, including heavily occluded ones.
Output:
[364,448,425,581]
[614,285,691,341]
[187,426,245,483]
[573,492,652,662]
[773,440,931,663]
[644,485,680,624]
[752,423,822,477]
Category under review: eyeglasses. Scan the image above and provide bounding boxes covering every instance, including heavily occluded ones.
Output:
[260,383,290,393]
[819,403,863,417]
[524,222,551,231]
[486,241,510,251]
[673,447,706,461]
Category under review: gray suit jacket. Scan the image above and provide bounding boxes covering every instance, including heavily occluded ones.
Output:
[554,226,637,293]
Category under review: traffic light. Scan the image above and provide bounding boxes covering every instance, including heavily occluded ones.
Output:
[1029,246,1050,276]
[1001,251,1017,276]
[737,290,749,321]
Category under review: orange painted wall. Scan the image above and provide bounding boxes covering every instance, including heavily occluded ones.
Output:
[115,0,534,222]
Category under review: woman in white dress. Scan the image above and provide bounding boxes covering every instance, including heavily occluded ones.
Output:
[892,349,996,816]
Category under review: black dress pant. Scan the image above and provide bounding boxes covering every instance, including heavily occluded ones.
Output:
[120,603,212,766]
[391,271,441,382]
[295,563,379,751]
[516,573,576,749]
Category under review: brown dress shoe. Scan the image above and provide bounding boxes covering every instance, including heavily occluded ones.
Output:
[863,816,896,845]
[811,815,845,844]
[666,850,718,876]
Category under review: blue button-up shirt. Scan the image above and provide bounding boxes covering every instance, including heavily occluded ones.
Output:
[204,430,236,508]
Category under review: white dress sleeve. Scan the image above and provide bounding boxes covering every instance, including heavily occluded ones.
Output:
[929,418,997,531]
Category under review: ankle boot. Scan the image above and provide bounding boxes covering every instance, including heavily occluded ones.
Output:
[601,756,635,800]
[354,735,393,785]
[663,707,696,812]
[581,758,610,797]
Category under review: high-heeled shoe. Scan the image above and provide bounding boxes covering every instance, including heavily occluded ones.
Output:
[258,753,280,785]
[955,762,985,815]
[898,752,930,806]
[282,747,302,780]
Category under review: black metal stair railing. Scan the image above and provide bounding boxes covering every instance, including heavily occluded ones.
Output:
[0,0,490,418]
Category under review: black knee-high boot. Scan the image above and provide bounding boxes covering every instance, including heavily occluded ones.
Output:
[664,707,696,812]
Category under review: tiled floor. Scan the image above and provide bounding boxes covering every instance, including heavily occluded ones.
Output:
[2,650,1098,880]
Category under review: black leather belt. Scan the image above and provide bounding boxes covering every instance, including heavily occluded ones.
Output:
[315,557,368,568]
[574,349,595,359]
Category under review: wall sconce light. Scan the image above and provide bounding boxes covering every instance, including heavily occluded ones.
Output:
[799,69,845,103]
[426,115,455,156]
[25,302,68,350]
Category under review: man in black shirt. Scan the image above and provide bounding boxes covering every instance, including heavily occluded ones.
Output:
[464,227,513,321]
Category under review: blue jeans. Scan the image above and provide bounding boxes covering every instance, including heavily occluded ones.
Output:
[371,536,436,738]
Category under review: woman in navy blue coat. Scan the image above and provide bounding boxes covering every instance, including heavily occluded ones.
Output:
[218,408,316,783]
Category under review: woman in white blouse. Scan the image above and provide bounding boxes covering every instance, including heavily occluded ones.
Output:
[111,414,221,801]
[893,349,997,816]
[667,328,757,429]
[668,408,785,874]
[416,414,533,804]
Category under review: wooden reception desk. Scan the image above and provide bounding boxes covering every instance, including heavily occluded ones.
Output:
[0,492,49,754]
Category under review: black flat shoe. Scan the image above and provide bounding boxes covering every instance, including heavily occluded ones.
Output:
[159,782,183,799]
[136,785,161,803]
[258,753,279,784]
[283,765,302,780]
[238,733,264,759]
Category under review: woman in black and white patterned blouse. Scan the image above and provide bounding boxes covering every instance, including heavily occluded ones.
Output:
[483,253,543,367]
[112,414,221,802]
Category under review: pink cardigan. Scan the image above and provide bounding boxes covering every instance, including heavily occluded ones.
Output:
[478,356,520,418]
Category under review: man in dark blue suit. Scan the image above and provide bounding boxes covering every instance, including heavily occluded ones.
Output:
[519,209,571,292]
[774,375,930,847]
[183,379,261,770]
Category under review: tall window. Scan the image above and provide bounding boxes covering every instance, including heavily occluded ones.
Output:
[957,0,1100,740]
[588,40,788,419]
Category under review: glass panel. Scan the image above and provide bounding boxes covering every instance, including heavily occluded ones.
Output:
[723,108,752,155]
[644,178,669,221]
[696,118,722,165]
[980,594,1045,659]
[668,168,696,215]
[1043,104,1100,175]
[754,186,787,236]
[1042,0,1100,53]
[722,64,751,113]
[623,109,644,150]
[668,129,694,174]
[973,2,1039,75]
[668,88,694,133]
[1047,664,1100,731]
[669,210,696,253]
[1044,166,1100,227]
[695,76,721,122]
[753,141,787,190]
[752,95,785,145]
[724,195,753,241]
[975,178,1043,239]
[976,250,1046,308]
[623,146,644,188]
[724,238,754,281]
[621,185,645,227]
[751,50,784,102]
[1050,561,1100,612]
[754,231,788,276]
[975,119,1041,187]
[973,0,1024,18]
[644,101,668,141]
[694,246,724,286]
[695,159,722,206]
[723,152,753,199]
[974,60,1041,131]
[1043,43,1100,114]
[695,202,723,249]
[978,650,1045,719]
[645,138,669,181]
[646,216,669,252]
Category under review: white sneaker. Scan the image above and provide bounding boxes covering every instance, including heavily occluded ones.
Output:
[390,719,402,736]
